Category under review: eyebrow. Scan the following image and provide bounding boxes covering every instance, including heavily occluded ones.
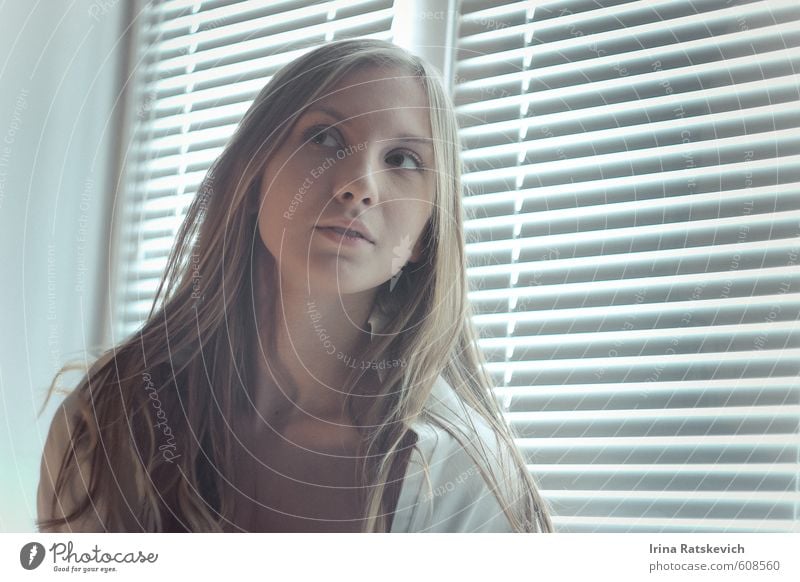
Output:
[303,105,434,149]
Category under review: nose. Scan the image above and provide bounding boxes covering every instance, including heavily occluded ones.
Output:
[331,150,379,208]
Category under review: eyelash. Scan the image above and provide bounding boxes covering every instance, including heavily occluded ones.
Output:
[303,125,425,170]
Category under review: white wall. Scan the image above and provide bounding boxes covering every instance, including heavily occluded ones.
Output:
[0,0,126,532]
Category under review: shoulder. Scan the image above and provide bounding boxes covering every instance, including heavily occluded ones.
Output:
[396,376,522,532]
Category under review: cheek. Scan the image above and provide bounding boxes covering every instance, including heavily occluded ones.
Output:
[256,204,277,259]
[394,197,432,235]
[382,204,431,258]
[257,195,293,261]
[257,162,306,237]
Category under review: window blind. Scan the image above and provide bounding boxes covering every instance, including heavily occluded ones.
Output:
[113,0,395,337]
[455,0,800,532]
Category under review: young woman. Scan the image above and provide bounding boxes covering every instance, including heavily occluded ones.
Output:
[36,38,554,533]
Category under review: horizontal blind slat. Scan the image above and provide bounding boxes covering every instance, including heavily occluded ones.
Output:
[456,0,800,532]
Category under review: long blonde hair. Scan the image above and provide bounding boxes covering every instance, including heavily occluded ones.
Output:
[37,38,554,533]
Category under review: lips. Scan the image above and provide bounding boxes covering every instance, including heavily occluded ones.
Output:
[314,226,374,247]
[315,217,375,244]
[319,226,370,241]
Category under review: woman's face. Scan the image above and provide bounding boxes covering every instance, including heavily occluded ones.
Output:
[256,66,436,295]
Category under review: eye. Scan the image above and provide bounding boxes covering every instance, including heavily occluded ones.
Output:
[304,125,340,148]
[386,150,424,170]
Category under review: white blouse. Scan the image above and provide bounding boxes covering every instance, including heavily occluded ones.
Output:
[366,307,521,533]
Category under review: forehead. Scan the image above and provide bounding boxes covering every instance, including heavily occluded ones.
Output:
[307,66,433,139]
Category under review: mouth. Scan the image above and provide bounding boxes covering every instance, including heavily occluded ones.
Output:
[314,226,374,246]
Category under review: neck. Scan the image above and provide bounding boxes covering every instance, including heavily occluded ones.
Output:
[249,247,378,428]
